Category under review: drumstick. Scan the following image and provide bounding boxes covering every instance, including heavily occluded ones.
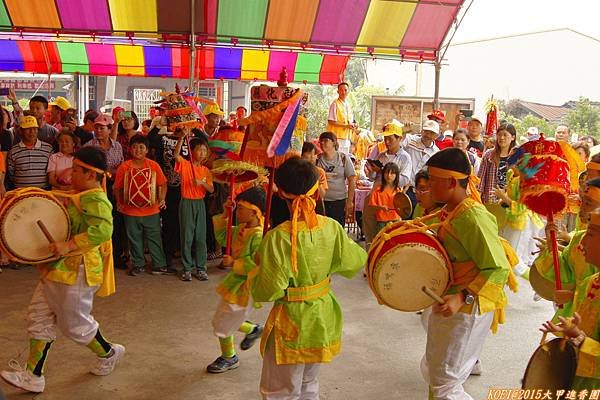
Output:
[36,220,55,244]
[421,286,446,305]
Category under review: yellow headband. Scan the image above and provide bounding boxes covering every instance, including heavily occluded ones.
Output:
[73,158,111,192]
[237,200,264,227]
[278,180,320,274]
[587,162,600,171]
[427,166,482,203]
[586,186,600,204]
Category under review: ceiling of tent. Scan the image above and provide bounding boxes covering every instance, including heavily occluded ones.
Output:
[0,0,465,82]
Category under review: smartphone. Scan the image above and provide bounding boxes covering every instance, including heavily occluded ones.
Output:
[0,88,9,96]
[460,109,473,118]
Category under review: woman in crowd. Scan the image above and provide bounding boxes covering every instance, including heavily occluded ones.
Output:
[47,129,75,190]
[478,123,517,205]
[452,128,481,174]
[114,111,140,160]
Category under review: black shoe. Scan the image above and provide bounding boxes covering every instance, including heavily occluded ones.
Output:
[240,324,263,350]
[206,355,239,373]
[152,266,177,275]
[128,266,145,276]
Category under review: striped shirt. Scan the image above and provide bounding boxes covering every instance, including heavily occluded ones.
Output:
[7,140,53,188]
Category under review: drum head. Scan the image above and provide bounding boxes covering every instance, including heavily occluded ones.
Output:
[529,264,575,301]
[522,338,576,390]
[1,195,70,263]
[372,237,449,312]
[393,192,413,220]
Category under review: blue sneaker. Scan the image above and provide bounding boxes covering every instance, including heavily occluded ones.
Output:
[206,355,239,373]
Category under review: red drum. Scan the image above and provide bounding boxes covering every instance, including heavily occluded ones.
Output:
[367,221,451,312]
[517,138,571,217]
[124,168,156,208]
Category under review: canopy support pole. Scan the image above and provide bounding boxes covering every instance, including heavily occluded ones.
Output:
[189,0,196,90]
[433,57,441,109]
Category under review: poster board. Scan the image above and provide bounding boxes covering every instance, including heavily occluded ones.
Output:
[371,96,475,134]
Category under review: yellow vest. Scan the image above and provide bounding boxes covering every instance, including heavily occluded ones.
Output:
[327,99,352,141]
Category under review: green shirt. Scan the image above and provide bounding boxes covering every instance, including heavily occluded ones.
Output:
[213,213,262,307]
[251,216,367,364]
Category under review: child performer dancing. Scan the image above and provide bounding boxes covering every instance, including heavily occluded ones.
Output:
[207,186,266,373]
[541,211,600,391]
[422,148,511,400]
[1,147,124,393]
[250,157,367,399]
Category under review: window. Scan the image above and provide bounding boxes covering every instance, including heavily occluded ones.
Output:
[133,88,163,120]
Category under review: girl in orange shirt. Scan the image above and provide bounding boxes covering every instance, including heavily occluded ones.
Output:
[369,162,401,234]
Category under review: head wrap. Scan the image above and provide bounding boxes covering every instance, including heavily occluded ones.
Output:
[427,166,482,203]
[236,200,264,228]
[278,181,319,274]
[73,158,111,192]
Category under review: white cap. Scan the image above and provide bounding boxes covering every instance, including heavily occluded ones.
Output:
[527,127,539,136]
[422,119,440,135]
[443,129,453,137]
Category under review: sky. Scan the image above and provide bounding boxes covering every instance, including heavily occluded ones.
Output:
[366,0,600,116]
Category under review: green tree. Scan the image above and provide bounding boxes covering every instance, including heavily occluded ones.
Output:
[498,111,557,141]
[565,97,600,138]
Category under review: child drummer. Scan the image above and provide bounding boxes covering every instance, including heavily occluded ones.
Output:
[206,186,265,373]
[1,147,124,393]
[541,210,600,391]
[250,157,367,399]
[114,134,174,276]
[422,148,511,399]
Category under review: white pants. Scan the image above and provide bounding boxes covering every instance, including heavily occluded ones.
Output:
[27,267,99,345]
[500,219,544,276]
[211,298,254,338]
[260,335,321,400]
[420,305,493,400]
[337,139,351,155]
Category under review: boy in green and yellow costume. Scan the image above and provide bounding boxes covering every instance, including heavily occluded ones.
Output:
[206,186,266,374]
[534,177,600,319]
[1,147,124,393]
[250,157,367,399]
[541,211,600,391]
[422,148,513,400]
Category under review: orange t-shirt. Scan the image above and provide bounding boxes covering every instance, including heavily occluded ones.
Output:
[175,158,213,199]
[114,159,167,217]
[0,152,5,173]
[369,185,400,222]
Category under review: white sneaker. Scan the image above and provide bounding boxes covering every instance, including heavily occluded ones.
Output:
[90,344,125,376]
[1,363,45,393]
[470,359,482,376]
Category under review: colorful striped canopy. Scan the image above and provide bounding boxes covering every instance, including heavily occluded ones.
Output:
[0,40,348,83]
[0,0,464,61]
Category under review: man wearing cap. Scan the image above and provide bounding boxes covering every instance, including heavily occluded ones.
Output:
[526,126,540,141]
[365,120,412,187]
[49,96,72,131]
[466,116,485,157]
[202,103,225,138]
[7,116,53,189]
[428,110,452,150]
[11,94,59,146]
[327,82,357,155]
[402,120,440,184]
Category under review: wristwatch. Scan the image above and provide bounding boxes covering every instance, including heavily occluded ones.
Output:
[461,289,475,305]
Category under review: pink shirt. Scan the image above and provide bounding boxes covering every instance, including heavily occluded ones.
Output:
[47,152,74,185]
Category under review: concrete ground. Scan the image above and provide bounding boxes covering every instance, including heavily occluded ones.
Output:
[0,257,554,400]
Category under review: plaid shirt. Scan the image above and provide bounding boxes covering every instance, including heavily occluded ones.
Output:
[477,149,498,204]
[84,138,124,175]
